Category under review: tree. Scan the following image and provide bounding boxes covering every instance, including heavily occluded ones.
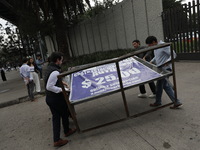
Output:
[0,23,23,66]
[162,0,183,10]
[1,0,120,61]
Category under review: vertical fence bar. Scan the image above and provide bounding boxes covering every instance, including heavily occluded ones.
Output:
[197,0,200,52]
[174,8,180,53]
[185,4,190,52]
[162,12,167,41]
[166,10,171,42]
[170,8,175,50]
[167,9,172,42]
[172,8,177,51]
[181,5,187,53]
[189,2,194,52]
[193,0,198,52]
[178,7,183,53]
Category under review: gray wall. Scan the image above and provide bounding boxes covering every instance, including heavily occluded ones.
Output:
[68,0,164,57]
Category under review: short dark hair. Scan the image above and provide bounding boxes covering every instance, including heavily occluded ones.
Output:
[22,58,28,63]
[145,36,157,44]
[50,52,64,63]
[132,40,140,44]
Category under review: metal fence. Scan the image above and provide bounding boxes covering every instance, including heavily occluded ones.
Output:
[162,0,200,60]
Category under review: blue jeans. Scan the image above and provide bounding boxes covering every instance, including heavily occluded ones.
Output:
[155,78,181,105]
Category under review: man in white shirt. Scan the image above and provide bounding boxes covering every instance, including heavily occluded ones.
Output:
[44,52,76,147]
[20,58,35,101]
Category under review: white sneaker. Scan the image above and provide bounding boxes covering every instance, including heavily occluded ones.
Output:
[149,94,156,98]
[138,93,147,98]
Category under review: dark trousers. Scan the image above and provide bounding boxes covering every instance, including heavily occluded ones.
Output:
[46,95,69,142]
[139,82,156,94]
[27,80,35,100]
[38,68,43,79]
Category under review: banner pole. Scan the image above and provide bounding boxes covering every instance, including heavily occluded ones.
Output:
[170,44,178,102]
[58,77,81,132]
[115,62,130,117]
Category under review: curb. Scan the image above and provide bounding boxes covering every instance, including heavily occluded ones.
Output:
[0,91,46,109]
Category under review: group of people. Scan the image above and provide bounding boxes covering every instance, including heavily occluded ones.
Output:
[132,36,183,109]
[19,55,43,101]
[18,35,183,148]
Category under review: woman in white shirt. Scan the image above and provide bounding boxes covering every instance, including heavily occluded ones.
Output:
[28,58,41,93]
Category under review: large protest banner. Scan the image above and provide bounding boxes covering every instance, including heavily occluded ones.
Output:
[69,57,161,102]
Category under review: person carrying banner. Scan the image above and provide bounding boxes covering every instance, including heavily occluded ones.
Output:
[132,40,156,98]
[44,52,76,147]
[145,36,183,109]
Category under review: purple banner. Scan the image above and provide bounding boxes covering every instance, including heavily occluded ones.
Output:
[69,57,161,102]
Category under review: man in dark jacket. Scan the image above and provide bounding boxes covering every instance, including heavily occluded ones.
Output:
[132,40,156,98]
[44,52,76,147]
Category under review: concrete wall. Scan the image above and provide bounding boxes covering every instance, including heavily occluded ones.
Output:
[46,0,164,57]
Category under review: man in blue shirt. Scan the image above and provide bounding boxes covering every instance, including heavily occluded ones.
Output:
[35,55,44,79]
[145,36,183,109]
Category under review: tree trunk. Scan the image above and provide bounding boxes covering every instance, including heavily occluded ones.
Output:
[50,0,70,60]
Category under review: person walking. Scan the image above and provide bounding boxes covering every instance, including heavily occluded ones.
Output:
[44,52,76,147]
[20,58,35,101]
[132,40,156,98]
[28,58,41,93]
[145,36,183,109]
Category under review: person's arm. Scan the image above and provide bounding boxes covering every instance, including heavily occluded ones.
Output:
[150,57,156,64]
[62,81,70,89]
[46,71,62,93]
[143,51,152,61]
[34,63,39,73]
[164,47,177,62]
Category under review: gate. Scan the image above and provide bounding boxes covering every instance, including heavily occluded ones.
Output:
[162,0,200,60]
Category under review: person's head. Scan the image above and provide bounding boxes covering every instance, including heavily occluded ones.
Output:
[145,36,158,46]
[22,58,28,64]
[50,52,64,65]
[132,40,140,49]
[29,58,34,63]
[36,55,41,59]
[27,58,34,66]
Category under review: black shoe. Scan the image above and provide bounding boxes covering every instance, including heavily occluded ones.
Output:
[170,103,183,109]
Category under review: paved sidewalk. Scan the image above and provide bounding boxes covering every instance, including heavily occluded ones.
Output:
[0,61,200,150]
